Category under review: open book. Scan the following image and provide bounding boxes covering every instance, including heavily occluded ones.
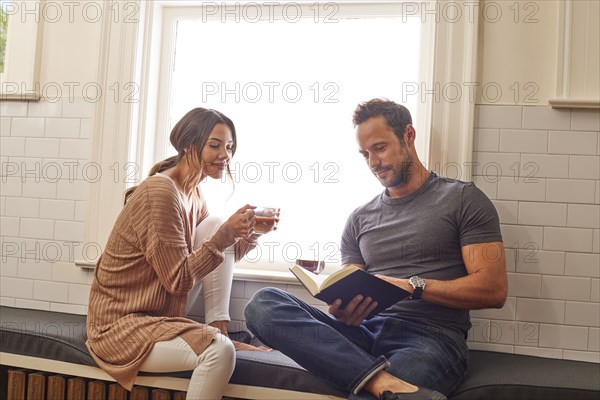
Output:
[289,264,411,317]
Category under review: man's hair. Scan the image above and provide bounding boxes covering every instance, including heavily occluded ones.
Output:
[352,98,413,143]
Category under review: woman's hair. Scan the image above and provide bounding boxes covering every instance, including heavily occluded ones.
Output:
[124,108,237,204]
[352,98,412,144]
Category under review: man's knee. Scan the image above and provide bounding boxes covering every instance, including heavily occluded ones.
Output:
[244,287,286,325]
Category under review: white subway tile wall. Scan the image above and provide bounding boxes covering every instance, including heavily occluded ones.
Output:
[0,297,16,307]
[571,110,600,132]
[543,227,593,253]
[15,298,51,311]
[1,117,12,136]
[0,255,18,277]
[569,156,600,180]
[517,202,566,227]
[499,129,548,154]
[507,273,541,298]
[565,302,600,327]
[1,99,92,315]
[514,345,564,359]
[538,324,589,351]
[565,253,600,278]
[548,131,598,156]
[567,204,600,229]
[520,154,569,179]
[562,350,600,363]
[522,108,571,131]
[473,129,499,152]
[589,328,600,352]
[516,249,565,275]
[591,280,600,303]
[473,105,600,362]
[1,102,598,363]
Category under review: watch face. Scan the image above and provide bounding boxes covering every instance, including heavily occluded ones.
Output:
[410,276,424,288]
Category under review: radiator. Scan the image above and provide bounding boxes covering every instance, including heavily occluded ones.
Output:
[6,369,187,400]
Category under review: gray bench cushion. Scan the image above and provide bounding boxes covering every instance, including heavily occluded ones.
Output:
[453,350,599,400]
[0,306,93,365]
[1,306,599,399]
[0,306,346,397]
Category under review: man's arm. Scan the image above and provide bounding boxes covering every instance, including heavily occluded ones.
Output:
[331,242,507,326]
[379,241,508,310]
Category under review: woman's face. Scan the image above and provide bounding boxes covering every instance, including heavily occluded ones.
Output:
[201,123,234,180]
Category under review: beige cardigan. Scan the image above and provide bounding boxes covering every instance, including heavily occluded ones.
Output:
[86,175,255,390]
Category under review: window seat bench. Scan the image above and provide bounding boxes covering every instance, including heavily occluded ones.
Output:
[1,306,598,399]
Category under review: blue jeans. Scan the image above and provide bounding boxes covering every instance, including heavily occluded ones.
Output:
[244,288,468,398]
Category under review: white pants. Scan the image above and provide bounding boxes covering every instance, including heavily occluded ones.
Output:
[140,216,236,400]
[186,215,234,324]
[139,334,235,400]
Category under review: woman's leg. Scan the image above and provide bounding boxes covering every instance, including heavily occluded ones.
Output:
[139,334,235,400]
[190,216,267,351]
[188,215,234,329]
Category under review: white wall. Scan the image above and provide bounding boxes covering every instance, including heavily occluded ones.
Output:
[39,0,102,95]
[0,0,598,362]
[477,0,599,104]
[477,0,559,105]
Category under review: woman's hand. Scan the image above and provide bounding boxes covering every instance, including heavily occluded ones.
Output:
[226,204,256,238]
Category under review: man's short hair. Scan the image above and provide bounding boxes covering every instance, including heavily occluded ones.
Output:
[352,99,413,143]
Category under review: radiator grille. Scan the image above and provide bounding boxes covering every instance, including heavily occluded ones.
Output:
[5,369,187,400]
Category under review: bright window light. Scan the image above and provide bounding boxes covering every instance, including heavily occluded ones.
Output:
[167,10,427,269]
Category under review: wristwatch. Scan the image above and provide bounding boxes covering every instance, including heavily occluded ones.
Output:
[409,276,426,300]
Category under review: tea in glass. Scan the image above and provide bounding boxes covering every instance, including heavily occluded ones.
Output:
[254,206,279,234]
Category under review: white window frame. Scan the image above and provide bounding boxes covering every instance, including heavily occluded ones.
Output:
[79,0,480,274]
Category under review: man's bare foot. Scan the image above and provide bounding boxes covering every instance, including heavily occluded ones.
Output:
[364,371,418,395]
[232,340,271,351]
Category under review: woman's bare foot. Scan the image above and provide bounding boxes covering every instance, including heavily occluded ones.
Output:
[209,320,270,351]
[232,340,271,351]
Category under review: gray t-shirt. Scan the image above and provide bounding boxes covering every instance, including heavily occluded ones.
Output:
[341,172,502,339]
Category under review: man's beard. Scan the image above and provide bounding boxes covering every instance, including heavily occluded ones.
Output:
[386,152,413,188]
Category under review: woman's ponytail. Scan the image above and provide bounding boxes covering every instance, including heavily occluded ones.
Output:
[123,155,179,204]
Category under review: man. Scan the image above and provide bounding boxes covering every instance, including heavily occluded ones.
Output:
[245,99,507,400]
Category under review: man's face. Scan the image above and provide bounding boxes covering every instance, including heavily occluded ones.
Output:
[356,115,413,188]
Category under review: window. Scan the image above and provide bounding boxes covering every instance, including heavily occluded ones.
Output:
[0,0,43,100]
[155,2,434,270]
[0,2,8,73]
[83,0,479,271]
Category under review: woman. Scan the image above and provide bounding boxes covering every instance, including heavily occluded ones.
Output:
[86,108,275,399]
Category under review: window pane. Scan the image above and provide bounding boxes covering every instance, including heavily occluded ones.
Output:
[0,2,9,74]
[169,14,423,268]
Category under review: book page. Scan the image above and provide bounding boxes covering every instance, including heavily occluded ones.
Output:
[290,265,327,295]
[321,265,359,290]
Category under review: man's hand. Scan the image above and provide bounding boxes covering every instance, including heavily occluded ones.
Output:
[329,295,378,326]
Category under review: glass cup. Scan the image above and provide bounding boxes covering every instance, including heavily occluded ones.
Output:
[295,259,325,275]
[254,206,279,234]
